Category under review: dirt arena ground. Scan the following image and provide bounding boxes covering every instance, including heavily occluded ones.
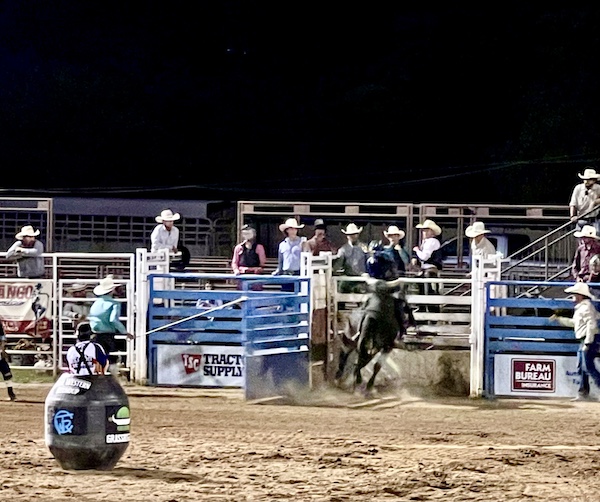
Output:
[2,382,600,501]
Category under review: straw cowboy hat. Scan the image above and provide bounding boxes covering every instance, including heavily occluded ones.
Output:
[578,168,600,180]
[574,225,600,240]
[415,219,442,236]
[564,282,596,300]
[383,225,405,239]
[15,225,40,239]
[465,221,491,238]
[155,209,181,223]
[278,218,305,232]
[341,223,363,235]
[66,282,88,292]
[93,274,119,296]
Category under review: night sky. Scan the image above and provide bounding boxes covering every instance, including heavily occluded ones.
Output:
[1,3,599,205]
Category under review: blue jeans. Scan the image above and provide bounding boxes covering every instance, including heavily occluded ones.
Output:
[577,336,600,395]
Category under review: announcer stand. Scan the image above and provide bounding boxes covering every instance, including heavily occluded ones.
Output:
[142,271,312,401]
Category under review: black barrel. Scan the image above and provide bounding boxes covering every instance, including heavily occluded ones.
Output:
[45,373,130,470]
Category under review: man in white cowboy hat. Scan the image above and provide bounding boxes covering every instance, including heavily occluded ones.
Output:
[151,209,181,254]
[88,274,132,374]
[571,224,600,284]
[63,281,93,325]
[551,282,600,401]
[569,167,600,232]
[465,221,496,259]
[366,225,408,280]
[6,225,45,279]
[412,219,443,312]
[334,222,368,277]
[272,218,305,277]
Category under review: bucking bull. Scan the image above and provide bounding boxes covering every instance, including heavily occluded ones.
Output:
[335,277,415,396]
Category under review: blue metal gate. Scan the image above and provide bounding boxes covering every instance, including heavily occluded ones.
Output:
[484,280,583,398]
[146,273,311,400]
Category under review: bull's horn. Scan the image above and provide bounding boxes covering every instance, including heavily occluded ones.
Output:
[385,277,404,288]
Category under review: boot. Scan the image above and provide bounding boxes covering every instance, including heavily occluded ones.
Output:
[7,387,16,401]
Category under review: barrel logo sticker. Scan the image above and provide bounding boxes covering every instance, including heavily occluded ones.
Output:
[50,407,87,435]
[106,406,130,444]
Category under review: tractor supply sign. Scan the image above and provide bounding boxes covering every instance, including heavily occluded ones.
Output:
[156,345,244,387]
[512,359,555,392]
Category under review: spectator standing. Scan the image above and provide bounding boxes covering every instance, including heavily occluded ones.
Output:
[151,209,180,254]
[571,225,600,287]
[231,225,267,275]
[66,322,109,375]
[88,275,132,373]
[272,218,305,276]
[551,282,600,401]
[569,167,600,232]
[412,219,443,313]
[303,219,338,257]
[334,223,368,276]
[0,322,16,401]
[466,221,497,259]
[6,225,45,279]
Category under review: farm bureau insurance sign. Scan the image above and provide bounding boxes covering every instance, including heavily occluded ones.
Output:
[494,355,579,397]
[156,345,244,387]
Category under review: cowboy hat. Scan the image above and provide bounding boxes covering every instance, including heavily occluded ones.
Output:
[341,223,363,235]
[66,282,88,292]
[573,225,600,240]
[314,218,327,229]
[465,221,491,238]
[93,274,119,296]
[578,168,600,180]
[15,225,40,239]
[383,225,406,239]
[564,282,597,300]
[278,218,305,232]
[415,219,442,236]
[155,209,181,223]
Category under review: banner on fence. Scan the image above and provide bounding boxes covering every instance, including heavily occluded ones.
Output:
[155,345,244,387]
[0,280,53,339]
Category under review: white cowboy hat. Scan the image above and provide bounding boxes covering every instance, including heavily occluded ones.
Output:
[564,282,596,300]
[383,225,406,239]
[415,219,442,236]
[93,274,119,296]
[66,282,88,292]
[15,225,40,239]
[278,218,305,232]
[314,218,327,229]
[573,225,600,240]
[465,221,491,238]
[155,209,181,223]
[578,168,600,180]
[341,223,363,235]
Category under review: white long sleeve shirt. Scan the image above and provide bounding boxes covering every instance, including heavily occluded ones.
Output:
[555,299,600,345]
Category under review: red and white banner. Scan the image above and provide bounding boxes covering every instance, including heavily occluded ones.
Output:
[0,281,53,339]
[156,345,244,387]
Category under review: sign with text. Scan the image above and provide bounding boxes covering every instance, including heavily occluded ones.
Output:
[156,344,244,387]
[494,354,581,397]
[0,280,53,338]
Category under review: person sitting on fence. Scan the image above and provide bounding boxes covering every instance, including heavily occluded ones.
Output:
[66,322,108,375]
[551,282,600,401]
[6,225,45,279]
[88,275,133,374]
[0,322,16,401]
